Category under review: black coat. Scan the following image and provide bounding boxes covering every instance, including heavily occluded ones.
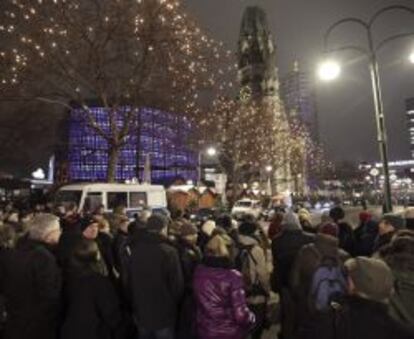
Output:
[60,269,125,339]
[337,222,355,256]
[336,297,414,339]
[271,229,314,292]
[112,229,130,289]
[128,231,184,330]
[1,237,61,339]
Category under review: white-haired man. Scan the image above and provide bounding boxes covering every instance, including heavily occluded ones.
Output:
[1,213,62,339]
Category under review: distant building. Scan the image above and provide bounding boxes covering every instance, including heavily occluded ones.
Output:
[281,61,319,142]
[406,97,414,159]
[56,106,197,184]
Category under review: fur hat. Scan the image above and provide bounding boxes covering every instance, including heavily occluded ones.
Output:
[201,220,216,237]
[345,257,394,303]
[28,213,60,241]
[381,213,406,230]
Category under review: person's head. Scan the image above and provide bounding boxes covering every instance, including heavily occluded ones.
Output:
[66,202,78,215]
[238,220,258,237]
[379,214,405,236]
[118,215,130,233]
[359,211,372,224]
[97,218,111,234]
[94,204,105,215]
[281,210,302,231]
[113,205,126,216]
[216,214,233,231]
[318,222,339,238]
[179,221,198,245]
[205,234,232,258]
[138,207,152,224]
[73,238,100,263]
[320,211,332,224]
[146,214,169,236]
[298,208,311,223]
[28,213,61,245]
[201,220,216,237]
[345,257,394,304]
[80,217,100,240]
[329,206,345,223]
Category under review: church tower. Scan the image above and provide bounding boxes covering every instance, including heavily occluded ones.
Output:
[237,6,293,194]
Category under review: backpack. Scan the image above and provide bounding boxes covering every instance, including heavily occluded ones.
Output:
[309,252,347,312]
[234,244,266,297]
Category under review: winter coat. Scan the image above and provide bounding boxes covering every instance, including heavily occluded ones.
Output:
[271,229,314,292]
[373,231,395,254]
[176,239,202,339]
[97,232,116,280]
[112,229,130,289]
[379,242,414,325]
[60,268,125,339]
[193,256,255,339]
[1,237,61,339]
[290,234,349,329]
[237,234,271,304]
[335,296,414,339]
[128,231,184,330]
[337,221,355,256]
[353,220,378,257]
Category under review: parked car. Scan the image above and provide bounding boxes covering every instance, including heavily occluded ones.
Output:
[231,199,262,220]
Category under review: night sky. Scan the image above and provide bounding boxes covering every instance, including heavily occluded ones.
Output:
[185,0,414,164]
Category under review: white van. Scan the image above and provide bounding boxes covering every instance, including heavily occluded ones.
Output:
[55,183,167,218]
[231,199,262,220]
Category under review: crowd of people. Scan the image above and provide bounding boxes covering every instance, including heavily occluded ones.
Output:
[0,200,413,339]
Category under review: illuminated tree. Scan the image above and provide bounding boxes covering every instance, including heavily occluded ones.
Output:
[0,0,221,181]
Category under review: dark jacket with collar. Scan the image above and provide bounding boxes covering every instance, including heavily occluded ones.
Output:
[1,237,62,339]
[128,231,184,330]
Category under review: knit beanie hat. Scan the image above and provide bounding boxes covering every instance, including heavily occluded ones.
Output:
[359,211,372,224]
[319,222,339,238]
[238,221,258,236]
[345,257,394,303]
[381,213,406,230]
[298,208,311,222]
[146,214,168,233]
[28,213,60,241]
[180,222,198,237]
[201,220,216,237]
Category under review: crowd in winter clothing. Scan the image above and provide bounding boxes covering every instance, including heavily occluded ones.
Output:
[0,200,413,339]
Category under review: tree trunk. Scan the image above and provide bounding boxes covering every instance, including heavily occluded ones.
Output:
[107,143,120,183]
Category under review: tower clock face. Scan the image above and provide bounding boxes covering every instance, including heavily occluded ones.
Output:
[240,85,252,102]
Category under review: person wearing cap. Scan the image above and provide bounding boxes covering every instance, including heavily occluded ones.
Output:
[271,211,315,339]
[1,214,62,339]
[236,220,270,339]
[128,214,184,339]
[374,213,406,253]
[176,221,202,339]
[335,257,414,339]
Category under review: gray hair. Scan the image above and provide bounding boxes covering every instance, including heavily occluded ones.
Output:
[28,213,60,241]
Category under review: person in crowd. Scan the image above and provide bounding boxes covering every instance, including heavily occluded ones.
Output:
[404,207,414,231]
[236,220,270,339]
[298,208,315,234]
[290,231,349,339]
[176,221,202,339]
[377,230,414,325]
[0,214,62,339]
[353,211,379,257]
[112,215,131,290]
[271,211,314,339]
[318,222,339,238]
[335,257,414,339]
[329,206,355,255]
[198,220,216,252]
[267,211,284,240]
[373,213,406,253]
[60,238,126,339]
[193,233,255,339]
[216,213,239,243]
[128,214,184,339]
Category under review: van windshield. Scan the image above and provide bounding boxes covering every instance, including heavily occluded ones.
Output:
[55,190,82,206]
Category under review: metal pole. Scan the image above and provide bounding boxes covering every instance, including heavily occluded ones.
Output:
[368,31,393,212]
[197,151,202,189]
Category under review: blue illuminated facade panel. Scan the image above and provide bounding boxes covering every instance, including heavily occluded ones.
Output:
[66,107,197,183]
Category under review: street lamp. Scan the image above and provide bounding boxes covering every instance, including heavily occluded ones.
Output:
[198,147,217,188]
[320,5,414,212]
[207,147,217,157]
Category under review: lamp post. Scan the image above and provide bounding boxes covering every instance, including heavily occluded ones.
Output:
[318,5,414,213]
[198,147,218,187]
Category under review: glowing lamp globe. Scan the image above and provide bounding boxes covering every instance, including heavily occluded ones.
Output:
[318,60,341,81]
[207,147,217,156]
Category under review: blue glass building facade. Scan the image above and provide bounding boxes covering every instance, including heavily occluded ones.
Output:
[62,106,197,184]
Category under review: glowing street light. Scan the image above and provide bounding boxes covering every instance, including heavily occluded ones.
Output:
[265,165,273,172]
[207,147,217,157]
[318,60,341,81]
